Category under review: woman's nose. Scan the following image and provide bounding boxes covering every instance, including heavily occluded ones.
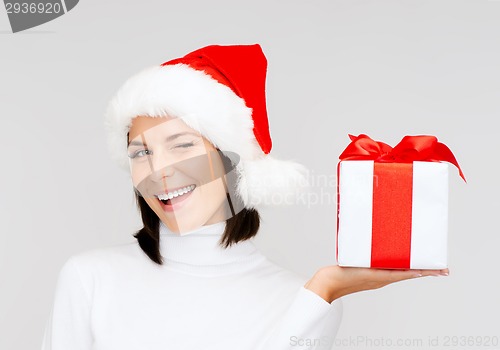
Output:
[149,150,176,182]
[149,165,175,183]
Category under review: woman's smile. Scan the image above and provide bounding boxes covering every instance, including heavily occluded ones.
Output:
[156,184,197,212]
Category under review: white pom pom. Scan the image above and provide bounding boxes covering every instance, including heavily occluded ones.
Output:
[236,154,311,209]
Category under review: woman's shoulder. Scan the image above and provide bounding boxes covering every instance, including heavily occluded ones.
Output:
[61,241,142,274]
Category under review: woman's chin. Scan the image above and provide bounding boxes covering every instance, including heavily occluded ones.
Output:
[160,218,204,235]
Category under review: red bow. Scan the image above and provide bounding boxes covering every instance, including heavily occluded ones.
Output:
[339,134,466,182]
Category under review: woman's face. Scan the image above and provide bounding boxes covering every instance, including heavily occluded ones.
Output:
[127,116,233,234]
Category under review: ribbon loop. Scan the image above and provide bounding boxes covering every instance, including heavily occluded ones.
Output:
[339,134,466,182]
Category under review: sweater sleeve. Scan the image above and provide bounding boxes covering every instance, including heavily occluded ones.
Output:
[41,256,94,350]
[259,286,343,350]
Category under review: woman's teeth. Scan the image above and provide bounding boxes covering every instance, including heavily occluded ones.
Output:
[156,184,196,202]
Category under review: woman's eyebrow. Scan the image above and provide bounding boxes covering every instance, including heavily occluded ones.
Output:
[128,132,200,147]
[128,139,144,147]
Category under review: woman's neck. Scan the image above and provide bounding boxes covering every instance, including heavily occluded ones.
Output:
[158,220,266,277]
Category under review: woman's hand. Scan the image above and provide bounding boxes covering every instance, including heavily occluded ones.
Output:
[304,265,449,303]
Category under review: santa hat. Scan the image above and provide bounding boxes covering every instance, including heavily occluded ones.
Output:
[104,44,310,209]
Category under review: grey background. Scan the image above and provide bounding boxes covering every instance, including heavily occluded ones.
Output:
[1,0,498,349]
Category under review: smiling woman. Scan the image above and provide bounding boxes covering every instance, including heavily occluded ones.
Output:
[41,44,345,350]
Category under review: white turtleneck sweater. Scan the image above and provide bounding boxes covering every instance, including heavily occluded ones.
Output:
[41,221,343,350]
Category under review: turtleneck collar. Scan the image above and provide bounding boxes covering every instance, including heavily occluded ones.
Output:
[159,220,266,277]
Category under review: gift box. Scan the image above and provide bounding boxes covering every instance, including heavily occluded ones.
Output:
[336,134,465,270]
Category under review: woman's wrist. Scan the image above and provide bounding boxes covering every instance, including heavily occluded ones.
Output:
[304,269,341,303]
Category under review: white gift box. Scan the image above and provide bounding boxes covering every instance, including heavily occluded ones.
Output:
[336,160,449,270]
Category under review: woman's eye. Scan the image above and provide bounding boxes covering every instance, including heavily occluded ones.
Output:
[174,142,194,149]
[129,149,151,159]
[128,142,195,159]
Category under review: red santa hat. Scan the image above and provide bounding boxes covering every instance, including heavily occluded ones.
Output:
[104,44,309,209]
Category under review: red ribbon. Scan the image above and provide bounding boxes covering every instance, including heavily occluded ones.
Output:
[371,162,413,268]
[339,134,466,182]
